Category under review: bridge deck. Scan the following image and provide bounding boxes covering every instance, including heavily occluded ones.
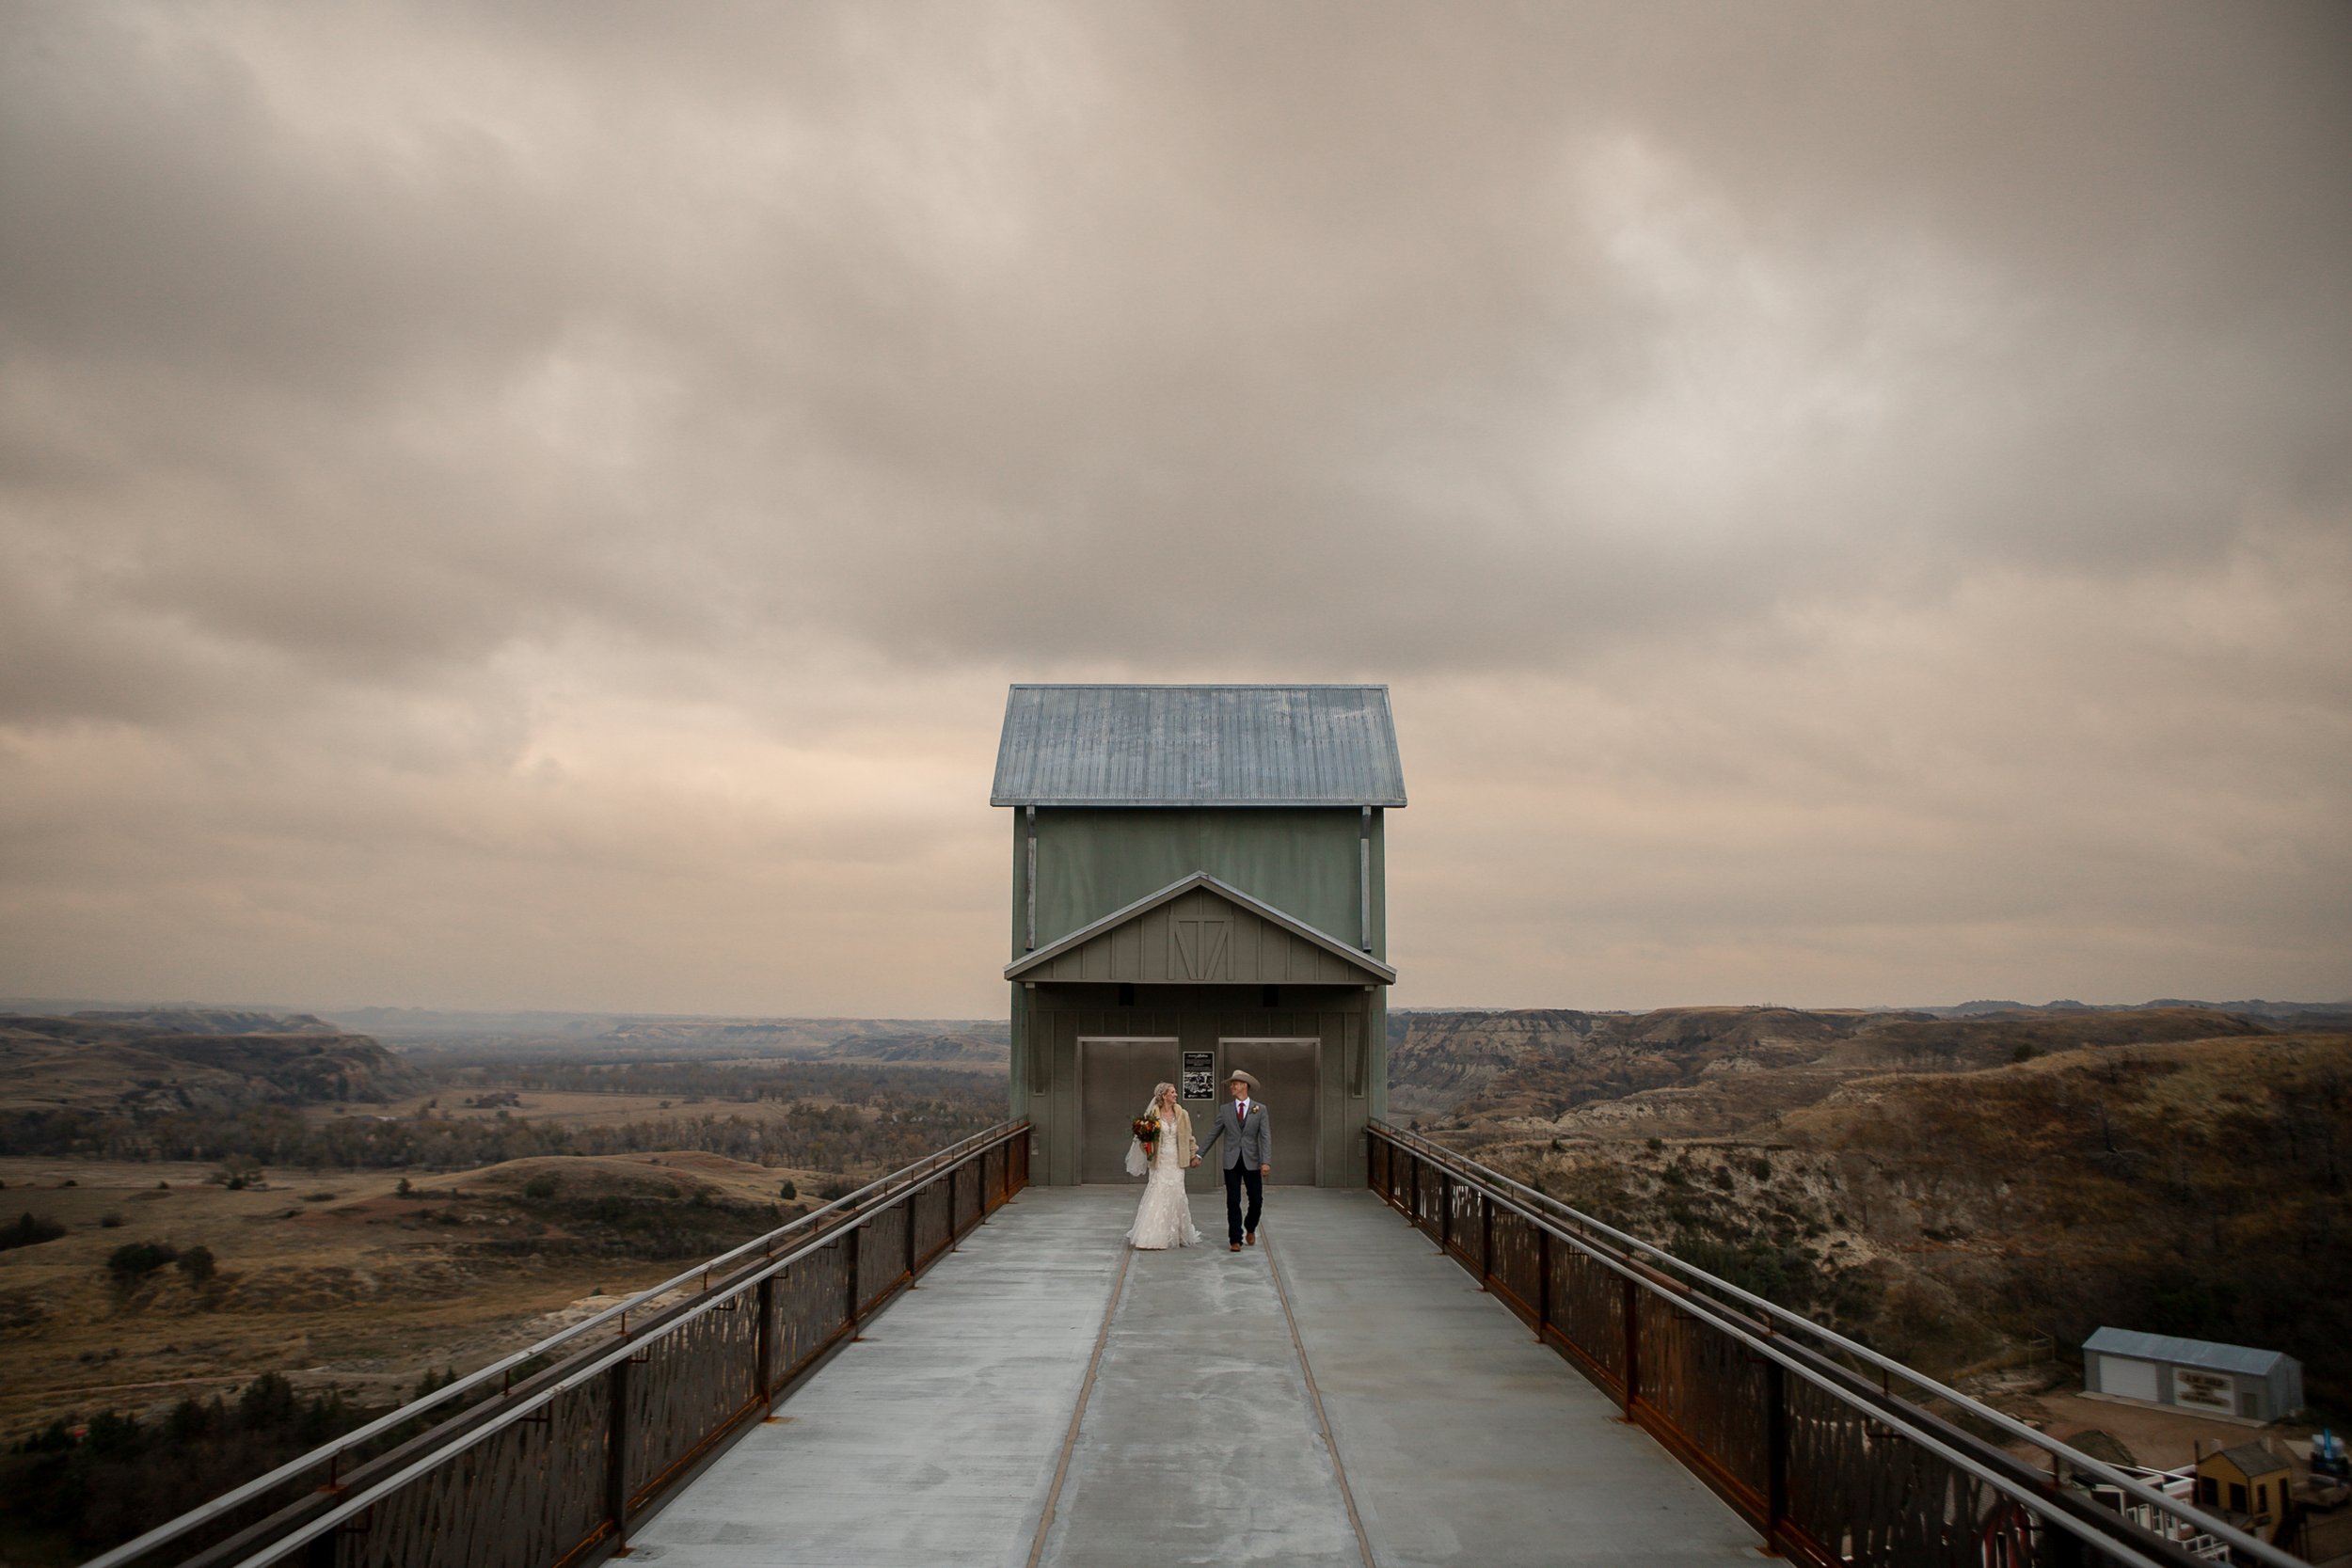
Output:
[626,1186,1758,1567]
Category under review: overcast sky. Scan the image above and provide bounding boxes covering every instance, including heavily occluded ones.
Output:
[3,3,2347,1017]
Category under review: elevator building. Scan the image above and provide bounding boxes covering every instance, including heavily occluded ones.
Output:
[993,684,1404,1188]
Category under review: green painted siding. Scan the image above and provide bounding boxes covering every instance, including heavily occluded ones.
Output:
[1003,804,1393,1185]
[1011,807,1385,961]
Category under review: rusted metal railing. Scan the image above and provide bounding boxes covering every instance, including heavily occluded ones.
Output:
[1367,1122,2295,1568]
[88,1121,1032,1568]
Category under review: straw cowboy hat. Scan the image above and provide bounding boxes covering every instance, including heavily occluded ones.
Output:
[1226,1069,1260,1089]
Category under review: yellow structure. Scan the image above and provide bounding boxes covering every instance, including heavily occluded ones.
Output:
[2195,1442,2292,1544]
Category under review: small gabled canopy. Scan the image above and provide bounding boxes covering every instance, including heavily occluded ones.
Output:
[1006,872,1394,986]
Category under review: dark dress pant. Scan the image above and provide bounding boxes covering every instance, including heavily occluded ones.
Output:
[1223,1162,1263,1243]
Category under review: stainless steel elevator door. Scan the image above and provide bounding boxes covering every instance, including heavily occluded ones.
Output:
[1219,1037,1318,1185]
[1078,1037,1178,1183]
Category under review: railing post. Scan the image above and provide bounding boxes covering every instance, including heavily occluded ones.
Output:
[1765,1354,1788,1554]
[844,1227,862,1331]
[904,1191,918,1283]
[605,1357,631,1552]
[1479,1193,1493,1290]
[755,1275,775,1404]
[2047,1496,2089,1568]
[946,1164,960,1248]
[1534,1227,1551,1343]
[1408,1151,1421,1224]
[1438,1169,1453,1253]
[1621,1273,1642,1417]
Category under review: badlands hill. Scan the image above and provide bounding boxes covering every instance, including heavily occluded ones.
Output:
[0,1011,428,1116]
[336,1008,1010,1070]
[1406,1003,2352,1412]
[1389,1003,2284,1137]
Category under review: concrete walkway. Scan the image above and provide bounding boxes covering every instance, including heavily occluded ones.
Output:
[624,1186,1758,1568]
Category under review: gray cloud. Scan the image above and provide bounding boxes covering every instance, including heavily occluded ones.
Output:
[1,2,2345,1010]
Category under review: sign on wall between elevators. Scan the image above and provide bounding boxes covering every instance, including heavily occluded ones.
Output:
[1182,1051,1215,1101]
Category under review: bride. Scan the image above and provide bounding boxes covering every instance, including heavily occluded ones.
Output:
[1124,1082,1201,1249]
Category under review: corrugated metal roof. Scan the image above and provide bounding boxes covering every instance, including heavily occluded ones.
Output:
[991,685,1406,807]
[2082,1327,2291,1376]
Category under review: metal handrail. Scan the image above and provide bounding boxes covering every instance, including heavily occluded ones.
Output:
[1372,1122,2298,1568]
[83,1119,1031,1568]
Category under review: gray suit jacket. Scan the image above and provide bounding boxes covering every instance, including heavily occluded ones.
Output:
[1197,1099,1272,1172]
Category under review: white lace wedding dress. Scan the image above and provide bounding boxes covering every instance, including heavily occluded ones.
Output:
[1125,1119,1201,1250]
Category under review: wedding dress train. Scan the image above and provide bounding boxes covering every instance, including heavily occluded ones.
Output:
[1126,1117,1200,1249]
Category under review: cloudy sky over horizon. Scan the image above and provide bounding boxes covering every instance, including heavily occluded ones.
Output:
[3,2,2347,1018]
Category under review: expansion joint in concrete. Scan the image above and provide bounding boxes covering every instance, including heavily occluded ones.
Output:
[1025,1242,1134,1568]
[1263,1227,1376,1568]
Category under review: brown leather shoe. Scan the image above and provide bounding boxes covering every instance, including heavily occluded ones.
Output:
[1229,1241,1242,1252]
[1245,1232,1257,1245]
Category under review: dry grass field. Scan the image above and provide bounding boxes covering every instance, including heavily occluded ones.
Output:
[0,1150,829,1441]
[310,1087,850,1129]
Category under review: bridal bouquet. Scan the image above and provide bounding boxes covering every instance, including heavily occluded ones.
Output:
[1130,1115,1161,1152]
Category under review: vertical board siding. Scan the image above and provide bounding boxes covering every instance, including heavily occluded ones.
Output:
[1021,808,1384,965]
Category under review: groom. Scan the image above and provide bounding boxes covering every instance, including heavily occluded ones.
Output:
[1192,1069,1271,1252]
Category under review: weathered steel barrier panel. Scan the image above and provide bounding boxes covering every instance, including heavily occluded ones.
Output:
[89,1124,1032,1568]
[1367,1124,2285,1568]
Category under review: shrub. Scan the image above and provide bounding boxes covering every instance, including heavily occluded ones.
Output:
[209,1156,262,1189]
[1748,1156,1773,1181]
[778,1180,797,1200]
[1645,1136,1665,1153]
[166,1395,220,1441]
[816,1179,854,1202]
[100,1212,125,1228]
[0,1212,66,1251]
[177,1245,216,1284]
[2011,1043,2036,1063]
[106,1241,180,1285]
[395,1177,413,1196]
[237,1371,297,1429]
[1711,1166,1736,1191]
[521,1175,559,1200]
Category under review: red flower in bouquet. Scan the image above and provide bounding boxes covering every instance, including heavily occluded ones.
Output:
[1131,1115,1161,1151]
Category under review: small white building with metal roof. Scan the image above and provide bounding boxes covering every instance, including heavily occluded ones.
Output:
[2083,1327,2304,1424]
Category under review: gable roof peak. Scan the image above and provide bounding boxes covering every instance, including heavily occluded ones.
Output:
[1005,870,1394,984]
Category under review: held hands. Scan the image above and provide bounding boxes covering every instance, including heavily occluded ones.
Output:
[1189,1156,1201,1167]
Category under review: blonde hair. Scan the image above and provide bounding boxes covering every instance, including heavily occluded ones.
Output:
[1152,1082,1177,1101]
